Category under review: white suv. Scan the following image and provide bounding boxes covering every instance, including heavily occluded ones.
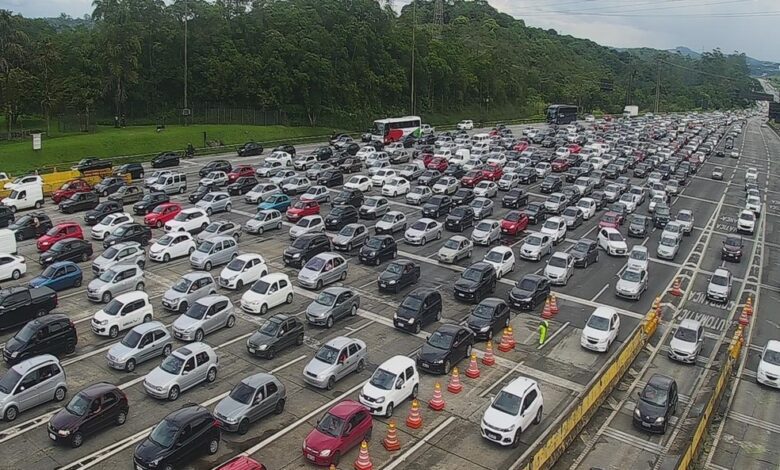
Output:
[359,355,419,417]
[90,212,133,240]
[91,291,154,338]
[581,306,620,352]
[165,208,210,233]
[481,377,543,448]
[757,340,780,388]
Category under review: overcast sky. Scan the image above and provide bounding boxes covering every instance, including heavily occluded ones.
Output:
[2,0,778,62]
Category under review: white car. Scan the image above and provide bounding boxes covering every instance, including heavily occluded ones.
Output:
[555,147,571,159]
[615,267,648,299]
[240,273,294,315]
[293,154,318,171]
[648,194,666,213]
[676,210,694,234]
[535,162,552,178]
[432,176,459,195]
[471,219,501,246]
[91,291,153,338]
[668,319,703,364]
[483,246,515,279]
[657,234,680,260]
[356,147,377,161]
[200,171,228,187]
[406,185,433,205]
[544,251,574,286]
[404,218,442,245]
[706,268,732,303]
[474,181,498,198]
[371,169,397,187]
[289,215,324,239]
[576,198,597,220]
[519,233,553,261]
[541,216,567,245]
[144,170,172,187]
[457,120,474,130]
[618,193,637,213]
[604,184,621,202]
[245,183,281,204]
[598,227,627,256]
[345,175,372,192]
[148,232,196,263]
[219,253,268,290]
[382,177,411,197]
[661,221,684,242]
[627,245,649,272]
[265,151,293,167]
[581,306,620,352]
[746,195,762,215]
[90,212,133,240]
[746,167,759,180]
[165,208,210,233]
[756,340,780,388]
[737,209,756,234]
[480,377,543,447]
[463,158,483,171]
[487,154,507,167]
[0,253,26,281]
[375,211,407,234]
[359,355,419,417]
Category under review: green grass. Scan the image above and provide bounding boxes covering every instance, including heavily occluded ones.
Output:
[0,124,335,174]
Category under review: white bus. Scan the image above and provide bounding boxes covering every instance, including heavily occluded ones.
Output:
[370,116,422,144]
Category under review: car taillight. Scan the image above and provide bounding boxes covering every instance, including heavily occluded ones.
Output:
[212,419,221,428]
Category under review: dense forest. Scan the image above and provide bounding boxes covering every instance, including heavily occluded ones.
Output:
[0,0,757,135]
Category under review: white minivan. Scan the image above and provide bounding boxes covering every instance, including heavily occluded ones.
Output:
[91,291,154,338]
[359,355,419,417]
[1,184,44,212]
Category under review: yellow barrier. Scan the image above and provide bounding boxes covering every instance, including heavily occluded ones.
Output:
[0,169,131,199]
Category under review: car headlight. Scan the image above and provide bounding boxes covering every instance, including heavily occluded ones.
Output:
[370,251,377,256]
[389,280,397,285]
[259,345,268,351]
[223,416,238,424]
[407,318,415,324]
[375,397,386,404]
[634,408,641,417]
[433,359,444,364]
[655,416,665,423]
[320,449,332,457]
[480,326,490,332]
[292,253,301,258]
[149,458,162,468]
[57,429,70,437]
[10,351,18,358]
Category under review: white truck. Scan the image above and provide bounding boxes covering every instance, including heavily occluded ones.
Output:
[623,105,639,118]
[1,183,44,212]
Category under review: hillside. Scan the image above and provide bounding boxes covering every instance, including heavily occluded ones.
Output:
[667,46,779,76]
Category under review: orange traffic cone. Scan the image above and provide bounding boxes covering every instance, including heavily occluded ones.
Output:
[671,277,682,296]
[406,399,423,429]
[465,353,481,379]
[506,326,516,349]
[330,465,338,470]
[550,293,559,314]
[498,328,513,352]
[447,367,463,394]
[428,382,446,411]
[744,296,753,316]
[382,420,401,451]
[354,440,373,470]
[738,309,749,326]
[482,340,496,366]
[541,298,553,319]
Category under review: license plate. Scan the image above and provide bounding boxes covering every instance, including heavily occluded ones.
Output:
[458,292,465,297]
[421,363,429,368]
[248,348,256,354]
[306,454,316,462]
[49,432,57,440]
[642,422,652,428]
[379,282,386,287]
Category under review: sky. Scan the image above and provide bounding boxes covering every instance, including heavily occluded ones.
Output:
[2,0,779,62]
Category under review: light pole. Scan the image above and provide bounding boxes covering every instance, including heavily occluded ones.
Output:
[410,0,416,115]
[183,0,189,124]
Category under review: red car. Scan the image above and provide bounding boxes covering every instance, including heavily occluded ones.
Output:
[302,400,373,466]
[551,158,570,172]
[228,165,255,183]
[286,199,320,222]
[37,222,83,252]
[481,163,504,181]
[501,211,529,236]
[598,211,624,229]
[567,144,582,154]
[144,202,182,228]
[420,153,435,167]
[51,179,92,204]
[217,456,266,470]
[426,156,449,172]
[461,170,485,188]
[513,141,530,153]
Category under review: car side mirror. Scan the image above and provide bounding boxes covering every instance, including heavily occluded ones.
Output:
[182,370,189,376]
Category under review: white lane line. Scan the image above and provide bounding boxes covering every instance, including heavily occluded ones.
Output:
[479,361,527,398]
[382,416,457,470]
[591,283,609,302]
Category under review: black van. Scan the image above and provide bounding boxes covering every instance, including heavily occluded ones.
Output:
[283,233,331,268]
[359,235,397,266]
[393,288,442,334]
[453,262,497,303]
[3,314,77,364]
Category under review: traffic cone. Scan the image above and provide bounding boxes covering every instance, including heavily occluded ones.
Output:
[447,367,463,394]
[744,296,753,316]
[498,327,513,352]
[550,293,559,314]
[541,297,554,319]
[406,399,423,429]
[482,340,496,366]
[330,465,338,470]
[382,420,401,451]
[738,309,749,326]
[671,277,682,296]
[506,326,516,349]
[428,382,446,411]
[354,440,373,470]
[465,353,481,379]
[652,296,661,313]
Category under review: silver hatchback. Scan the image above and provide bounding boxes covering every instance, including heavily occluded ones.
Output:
[196,220,241,244]
[213,373,286,434]
[195,191,232,216]
[305,287,361,328]
[106,321,173,372]
[87,264,145,303]
[302,337,367,390]
[172,295,236,342]
[0,355,67,421]
[143,342,218,401]
[298,252,348,289]
[244,209,283,235]
[190,235,239,271]
[161,272,217,313]
[332,223,369,251]
[91,241,146,276]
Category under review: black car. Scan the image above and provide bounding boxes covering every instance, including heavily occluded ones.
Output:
[417,169,442,187]
[84,200,123,226]
[628,214,652,238]
[422,195,452,218]
[633,374,678,434]
[72,158,111,172]
[721,234,744,262]
[564,167,582,183]
[570,238,599,268]
[604,165,619,180]
[151,151,180,168]
[453,262,497,304]
[466,298,511,341]
[48,382,129,448]
[318,169,344,187]
[103,223,152,248]
[445,206,475,232]
[313,146,333,161]
[237,141,264,157]
[3,314,78,364]
[93,177,126,197]
[332,188,363,208]
[134,404,221,470]
[416,324,474,375]
[516,167,537,184]
[59,192,100,214]
[444,164,466,178]
[338,158,362,174]
[394,288,442,334]
[199,160,232,178]
[227,176,258,196]
[187,184,214,204]
[507,274,550,310]
[653,204,671,228]
[540,176,562,194]
[633,163,651,178]
[0,204,13,228]
[359,235,397,266]
[502,188,528,209]
[113,163,145,180]
[40,239,93,265]
[8,213,52,241]
[378,260,420,293]
[274,144,296,155]
[591,191,607,210]
[451,188,475,206]
[325,205,359,231]
[133,192,169,215]
[283,233,331,268]
[525,202,547,225]
[108,185,144,205]
[562,186,581,204]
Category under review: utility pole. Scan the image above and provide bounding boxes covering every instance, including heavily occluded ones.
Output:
[410,0,416,115]
[183,0,189,125]
[654,60,661,114]
[434,0,444,38]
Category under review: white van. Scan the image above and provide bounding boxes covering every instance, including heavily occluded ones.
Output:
[0,229,17,254]
[472,133,491,145]
[1,184,44,212]
[150,172,187,195]
[3,175,43,191]
[359,355,419,417]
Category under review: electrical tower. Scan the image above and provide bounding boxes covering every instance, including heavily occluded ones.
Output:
[433,0,444,37]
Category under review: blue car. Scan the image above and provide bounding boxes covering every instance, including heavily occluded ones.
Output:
[28,261,83,291]
[258,193,292,211]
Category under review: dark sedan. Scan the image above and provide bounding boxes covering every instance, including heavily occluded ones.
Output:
[451,188,475,206]
[525,202,547,225]
[40,239,93,265]
[416,324,474,375]
[227,176,258,196]
[377,260,420,293]
[465,298,511,341]
[422,195,452,218]
[633,374,678,434]
[570,238,599,268]
[84,200,122,226]
[237,141,264,157]
[507,274,550,310]
[199,160,232,178]
[151,151,180,168]
[103,223,152,248]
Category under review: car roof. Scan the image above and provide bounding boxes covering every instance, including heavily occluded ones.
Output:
[679,319,701,330]
[173,342,212,357]
[377,355,416,374]
[312,252,343,262]
[647,373,675,389]
[591,306,617,319]
[163,403,211,424]
[241,372,277,389]
[325,336,361,349]
[328,399,366,418]
[210,235,237,243]
[478,297,505,309]
[196,294,230,307]
[130,321,166,335]
[712,268,731,277]
[77,381,120,398]
[434,323,464,336]
[182,271,212,281]
[113,291,149,302]
[503,377,538,396]
[10,354,60,375]
[260,272,289,283]
[468,261,494,272]
[766,340,780,352]
[49,261,79,269]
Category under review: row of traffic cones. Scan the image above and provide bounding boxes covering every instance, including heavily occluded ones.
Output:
[540,293,560,319]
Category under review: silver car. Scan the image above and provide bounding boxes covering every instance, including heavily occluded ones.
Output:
[145,170,171,188]
[470,197,494,219]
[375,211,407,235]
[172,295,236,342]
[305,287,360,328]
[306,164,333,181]
[190,235,239,270]
[433,176,459,195]
[302,337,367,390]
[91,241,146,276]
[399,164,424,180]
[87,264,144,303]
[214,373,287,434]
[244,209,283,235]
[196,191,232,215]
[196,220,242,244]
[106,321,173,372]
[245,183,281,204]
[143,342,218,401]
[289,215,325,239]
[332,223,368,251]
[471,219,501,246]
[0,355,66,421]
[438,235,473,263]
[298,252,348,289]
[404,218,442,245]
[281,176,311,195]
[406,186,432,205]
[359,196,389,219]
[161,272,217,313]
[301,185,331,204]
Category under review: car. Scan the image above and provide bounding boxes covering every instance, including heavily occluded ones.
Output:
[214,373,286,435]
[581,306,620,352]
[51,179,92,204]
[86,263,144,303]
[746,194,762,215]
[576,198,597,220]
[283,199,319,224]
[143,342,219,401]
[737,209,756,234]
[519,233,553,261]
[711,167,724,180]
[525,202,547,225]
[358,356,419,418]
[134,404,221,469]
[657,233,681,260]
[143,202,182,229]
[653,203,672,227]
[93,176,126,197]
[460,170,486,189]
[474,181,498,199]
[633,374,678,434]
[344,175,371,193]
[301,185,331,205]
[0,355,67,422]
[39,239,94,266]
[227,176,258,196]
[90,212,132,240]
[569,238,598,268]
[432,176,459,195]
[164,208,210,233]
[668,319,703,364]
[359,235,397,266]
[282,176,312,195]
[540,176,562,195]
[91,291,153,338]
[471,219,501,246]
[599,211,624,230]
[47,382,129,448]
[358,196,389,219]
[416,323,474,377]
[757,340,780,388]
[561,206,584,229]
[470,197,494,219]
[371,169,398,188]
[498,173,520,191]
[542,251,573,286]
[332,188,364,208]
[540,216,567,246]
[443,205,474,232]
[151,151,180,168]
[302,400,372,467]
[481,246,514,280]
[91,241,145,276]
[501,189,528,210]
[245,313,304,359]
[303,337,367,390]
[58,191,100,214]
[422,195,453,218]
[200,171,229,187]
[480,377,543,447]
[615,267,648,300]
[83,200,123,226]
[107,185,143,205]
[171,294,236,342]
[145,170,173,188]
[147,232,196,264]
[437,235,473,264]
[37,222,84,251]
[133,191,169,215]
[598,228,627,256]
[245,183,281,204]
[457,120,474,130]
[199,160,232,178]
[161,272,217,314]
[190,235,238,271]
[721,234,743,262]
[106,321,173,372]
[453,262,497,303]
[244,209,283,235]
[626,214,650,238]
[377,260,420,293]
[452,187,475,206]
[289,215,325,239]
[240,273,294,315]
[404,218,442,245]
[706,268,732,303]
[465,297,511,341]
[102,222,152,248]
[3,313,77,364]
[405,185,433,205]
[499,210,528,237]
[237,141,264,156]
[298,252,348,290]
[0,253,26,281]
[28,260,83,291]
[627,245,649,272]
[219,253,268,290]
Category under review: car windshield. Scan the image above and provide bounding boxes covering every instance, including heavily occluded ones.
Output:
[608,233,623,242]
[259,318,281,336]
[365,199,380,207]
[369,368,396,391]
[656,206,670,216]
[472,303,496,319]
[491,390,521,416]
[711,275,729,286]
[477,221,494,232]
[98,269,118,282]
[427,331,454,349]
[160,354,185,375]
[549,256,568,268]
[173,212,188,221]
[0,369,21,394]
[505,212,523,222]
[587,315,610,331]
[148,419,179,448]
[411,221,428,231]
[316,291,337,306]
[674,327,697,342]
[763,349,780,366]
[172,278,192,293]
[661,236,676,246]
[573,242,590,253]
[315,345,339,365]
[229,382,255,405]
[121,329,142,348]
[197,241,215,253]
[365,237,383,249]
[740,212,755,221]
[527,204,540,214]
[640,383,669,407]
[185,302,208,320]
[622,270,642,282]
[630,249,647,261]
[464,266,487,281]
[526,236,542,246]
[156,234,175,246]
[40,265,58,278]
[103,299,123,316]
[316,412,345,438]
[251,280,270,295]
[65,393,91,417]
[485,250,504,263]
[304,257,326,271]
[337,225,356,237]
[724,237,741,247]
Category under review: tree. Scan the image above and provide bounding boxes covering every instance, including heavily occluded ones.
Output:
[0,10,30,137]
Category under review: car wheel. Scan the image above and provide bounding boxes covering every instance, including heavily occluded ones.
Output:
[138,260,145,269]
[436,309,442,321]
[195,329,205,342]
[237,419,250,435]
[414,322,421,334]
[125,359,136,372]
[54,386,67,401]
[226,315,236,328]
[275,398,286,414]
[260,303,268,315]
[315,279,323,290]
[74,276,82,287]
[511,430,522,448]
[70,431,84,448]
[326,376,336,390]
[207,367,217,382]
[136,281,145,292]
[66,341,76,354]
[356,359,365,373]
[163,253,170,263]
[204,261,212,271]
[11,269,20,280]
[326,316,334,329]
[226,204,231,212]
[109,326,119,338]
[178,301,188,315]
[208,437,219,455]
[385,402,395,418]
[116,410,127,426]
[4,406,18,422]
[331,452,341,466]
[444,360,452,375]
[206,208,212,216]
[375,257,381,266]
